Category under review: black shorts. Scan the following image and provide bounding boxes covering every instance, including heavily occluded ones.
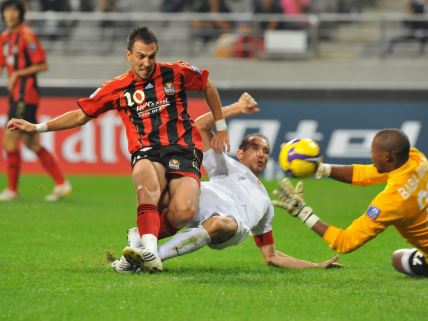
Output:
[8,99,37,123]
[403,249,428,277]
[131,145,203,183]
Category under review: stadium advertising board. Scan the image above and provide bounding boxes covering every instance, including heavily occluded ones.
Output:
[0,97,426,178]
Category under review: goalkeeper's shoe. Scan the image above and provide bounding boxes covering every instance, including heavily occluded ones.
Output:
[45,181,72,202]
[123,246,163,273]
[111,256,140,273]
[0,188,18,201]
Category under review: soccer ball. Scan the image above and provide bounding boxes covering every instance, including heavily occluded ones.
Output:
[278,138,322,178]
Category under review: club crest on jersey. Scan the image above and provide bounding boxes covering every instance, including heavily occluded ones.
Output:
[169,159,180,170]
[164,82,175,95]
[27,43,37,52]
[366,205,380,221]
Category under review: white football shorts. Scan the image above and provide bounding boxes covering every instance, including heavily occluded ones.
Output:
[189,186,250,250]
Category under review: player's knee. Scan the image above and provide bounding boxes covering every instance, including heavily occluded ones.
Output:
[203,216,237,244]
[25,142,41,152]
[3,134,19,151]
[168,201,197,227]
[136,184,161,205]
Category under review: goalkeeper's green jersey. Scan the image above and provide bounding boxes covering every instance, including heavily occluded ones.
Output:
[323,148,428,261]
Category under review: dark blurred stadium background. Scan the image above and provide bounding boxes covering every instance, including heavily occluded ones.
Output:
[0,0,427,179]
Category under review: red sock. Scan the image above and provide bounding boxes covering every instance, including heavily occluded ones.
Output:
[158,209,179,240]
[36,147,65,185]
[136,204,160,237]
[6,150,21,192]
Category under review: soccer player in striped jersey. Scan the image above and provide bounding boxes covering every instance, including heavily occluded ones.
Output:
[273,129,428,277]
[0,0,71,201]
[113,92,342,273]
[7,25,230,273]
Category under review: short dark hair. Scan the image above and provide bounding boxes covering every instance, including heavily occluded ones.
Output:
[238,133,270,152]
[127,26,158,51]
[1,0,25,23]
[375,128,410,164]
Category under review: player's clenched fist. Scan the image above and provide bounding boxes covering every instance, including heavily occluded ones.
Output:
[7,118,37,134]
[238,92,259,115]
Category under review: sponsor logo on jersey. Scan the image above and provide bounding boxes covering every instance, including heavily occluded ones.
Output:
[190,65,201,74]
[169,159,180,170]
[366,205,380,221]
[164,82,175,95]
[135,98,170,118]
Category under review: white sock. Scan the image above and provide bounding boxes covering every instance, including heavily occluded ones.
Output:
[159,226,211,261]
[141,233,159,257]
[127,227,142,248]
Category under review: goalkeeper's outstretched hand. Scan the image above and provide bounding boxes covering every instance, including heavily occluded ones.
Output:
[272,178,319,227]
[272,178,306,216]
[315,163,331,179]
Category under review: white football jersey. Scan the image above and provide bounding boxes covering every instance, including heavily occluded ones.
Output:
[194,149,274,236]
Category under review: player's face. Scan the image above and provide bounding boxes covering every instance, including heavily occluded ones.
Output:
[2,6,21,30]
[371,138,388,173]
[237,136,270,176]
[126,40,158,80]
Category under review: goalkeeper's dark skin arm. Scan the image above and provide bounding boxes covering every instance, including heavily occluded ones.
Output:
[329,166,353,183]
[311,221,330,237]
[317,164,354,183]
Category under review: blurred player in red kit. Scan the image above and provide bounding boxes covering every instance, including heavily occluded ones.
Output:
[0,0,71,201]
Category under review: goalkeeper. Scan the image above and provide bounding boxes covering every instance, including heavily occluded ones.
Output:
[113,93,342,273]
[273,129,428,277]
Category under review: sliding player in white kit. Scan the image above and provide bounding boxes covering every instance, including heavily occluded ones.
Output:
[115,92,342,272]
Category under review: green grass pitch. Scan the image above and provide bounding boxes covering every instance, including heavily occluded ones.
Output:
[0,173,427,321]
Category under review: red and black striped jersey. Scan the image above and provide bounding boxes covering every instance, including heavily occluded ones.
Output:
[0,24,46,104]
[78,62,209,154]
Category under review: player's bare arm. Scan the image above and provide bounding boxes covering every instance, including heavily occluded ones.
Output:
[258,244,343,269]
[202,79,230,153]
[196,92,259,151]
[7,109,92,134]
[8,62,48,91]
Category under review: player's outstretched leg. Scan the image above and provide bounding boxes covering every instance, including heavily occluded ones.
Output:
[158,226,211,261]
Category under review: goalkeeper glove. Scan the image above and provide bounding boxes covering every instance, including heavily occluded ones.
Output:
[272,178,320,228]
[315,163,331,179]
